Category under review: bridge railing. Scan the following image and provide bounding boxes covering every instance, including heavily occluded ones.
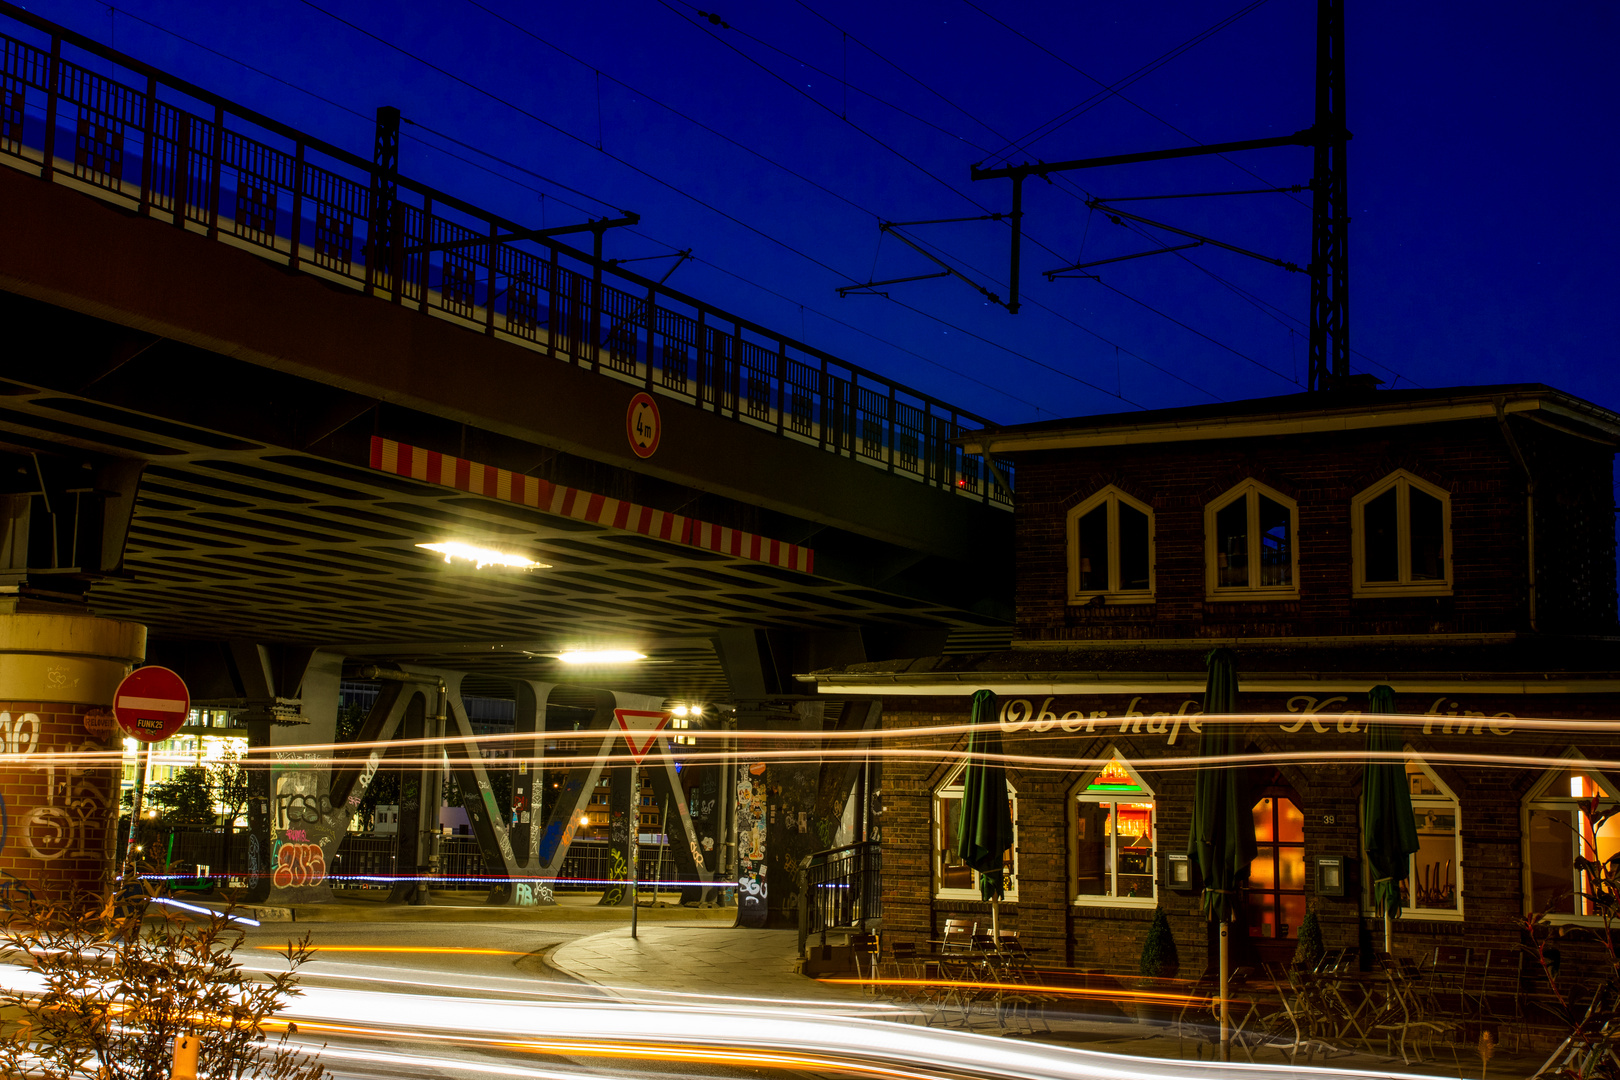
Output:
[0,4,1013,507]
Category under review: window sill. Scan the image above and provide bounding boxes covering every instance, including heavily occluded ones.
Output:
[936,889,1020,903]
[1073,895,1158,909]
[1204,589,1301,602]
[1397,908,1463,922]
[1352,583,1454,598]
[1067,593,1155,607]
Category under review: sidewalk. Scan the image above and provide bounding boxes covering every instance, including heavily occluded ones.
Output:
[214,891,737,925]
[551,924,871,1005]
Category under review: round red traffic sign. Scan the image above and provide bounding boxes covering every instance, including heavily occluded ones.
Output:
[626,392,661,458]
[113,666,191,743]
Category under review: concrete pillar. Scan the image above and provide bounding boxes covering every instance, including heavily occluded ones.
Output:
[0,612,145,907]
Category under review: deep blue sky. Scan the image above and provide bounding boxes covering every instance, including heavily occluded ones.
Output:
[24,0,1620,425]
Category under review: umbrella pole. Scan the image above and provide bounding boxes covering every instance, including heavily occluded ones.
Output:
[991,897,1000,939]
[1384,910,1392,957]
[1219,919,1230,1062]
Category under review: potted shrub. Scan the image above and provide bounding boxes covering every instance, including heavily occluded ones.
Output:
[1294,906,1325,971]
[1136,907,1180,1024]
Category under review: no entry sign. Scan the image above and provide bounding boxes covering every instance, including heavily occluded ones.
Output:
[113,666,191,743]
[614,709,672,763]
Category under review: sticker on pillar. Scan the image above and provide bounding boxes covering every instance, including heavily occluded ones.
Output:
[112,666,190,743]
[626,393,661,459]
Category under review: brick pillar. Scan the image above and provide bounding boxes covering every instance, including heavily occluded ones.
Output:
[0,613,146,908]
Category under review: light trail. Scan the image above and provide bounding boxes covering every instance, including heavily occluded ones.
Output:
[254,945,522,955]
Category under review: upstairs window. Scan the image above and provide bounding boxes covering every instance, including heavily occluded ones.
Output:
[1068,487,1155,604]
[1353,471,1452,595]
[935,761,1019,900]
[1206,480,1299,598]
[1072,751,1156,906]
[1524,754,1620,920]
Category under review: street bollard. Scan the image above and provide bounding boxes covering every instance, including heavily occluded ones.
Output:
[170,1034,199,1080]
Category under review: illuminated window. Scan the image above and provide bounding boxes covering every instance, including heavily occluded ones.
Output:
[1353,471,1451,595]
[1205,480,1298,598]
[1067,487,1154,604]
[1072,750,1156,905]
[1248,796,1306,940]
[1385,756,1463,917]
[1524,753,1620,920]
[934,761,1018,901]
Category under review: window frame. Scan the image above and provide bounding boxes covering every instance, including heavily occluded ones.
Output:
[934,760,1019,901]
[1069,747,1157,908]
[1351,470,1453,597]
[1521,749,1620,925]
[1204,479,1301,600]
[1386,751,1464,922]
[1066,486,1156,605]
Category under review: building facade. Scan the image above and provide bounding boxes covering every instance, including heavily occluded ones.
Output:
[808,385,1620,976]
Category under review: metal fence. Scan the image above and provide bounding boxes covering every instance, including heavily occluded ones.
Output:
[0,4,1014,507]
[801,840,882,943]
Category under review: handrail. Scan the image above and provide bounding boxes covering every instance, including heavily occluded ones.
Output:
[800,839,881,952]
[0,2,1014,507]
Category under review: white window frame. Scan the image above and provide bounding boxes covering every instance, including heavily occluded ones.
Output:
[1070,747,1157,908]
[1067,487,1156,605]
[1204,479,1300,600]
[1391,751,1464,922]
[1352,470,1453,597]
[1522,749,1620,925]
[934,760,1019,901]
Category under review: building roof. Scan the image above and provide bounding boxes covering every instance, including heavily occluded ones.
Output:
[798,636,1620,698]
[958,384,1620,455]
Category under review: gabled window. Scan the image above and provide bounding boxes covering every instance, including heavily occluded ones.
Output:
[1523,752,1620,921]
[1205,479,1299,598]
[1352,471,1452,596]
[1071,750,1156,906]
[1067,487,1154,604]
[1395,755,1462,918]
[934,761,1018,900]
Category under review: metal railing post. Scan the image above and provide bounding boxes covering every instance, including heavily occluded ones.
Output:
[40,35,59,182]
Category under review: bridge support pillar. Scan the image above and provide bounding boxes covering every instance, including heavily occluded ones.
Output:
[0,611,145,908]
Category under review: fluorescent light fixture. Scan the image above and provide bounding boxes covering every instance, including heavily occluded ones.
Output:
[415,541,550,570]
[557,649,646,665]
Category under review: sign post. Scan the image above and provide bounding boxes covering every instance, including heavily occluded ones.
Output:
[112,666,191,882]
[614,709,671,939]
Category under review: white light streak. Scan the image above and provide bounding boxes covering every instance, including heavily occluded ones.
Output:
[558,650,646,664]
[415,541,550,570]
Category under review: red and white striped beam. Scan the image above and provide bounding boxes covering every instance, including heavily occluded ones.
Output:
[369,437,814,574]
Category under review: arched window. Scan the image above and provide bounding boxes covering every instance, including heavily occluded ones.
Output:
[934,761,1019,900]
[1071,750,1156,906]
[1399,755,1463,918]
[1523,752,1620,919]
[1067,487,1155,603]
[1352,471,1452,595]
[1205,479,1299,599]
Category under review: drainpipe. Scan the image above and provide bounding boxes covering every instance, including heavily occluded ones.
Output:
[1495,400,1537,632]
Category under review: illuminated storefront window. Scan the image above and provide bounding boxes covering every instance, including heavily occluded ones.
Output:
[1524,755,1620,919]
[1072,751,1155,905]
[934,761,1018,901]
[1402,757,1462,916]
[1248,795,1306,940]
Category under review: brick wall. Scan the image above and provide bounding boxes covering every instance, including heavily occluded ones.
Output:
[1013,416,1617,641]
[0,703,119,908]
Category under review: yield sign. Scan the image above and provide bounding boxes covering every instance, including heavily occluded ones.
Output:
[113,665,191,743]
[614,709,672,764]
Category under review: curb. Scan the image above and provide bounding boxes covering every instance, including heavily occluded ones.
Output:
[217,899,739,925]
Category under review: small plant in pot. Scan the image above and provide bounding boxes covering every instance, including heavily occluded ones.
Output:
[1293,905,1325,971]
[1136,907,1180,1024]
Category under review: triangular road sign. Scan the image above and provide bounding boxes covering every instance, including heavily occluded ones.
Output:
[614,709,672,764]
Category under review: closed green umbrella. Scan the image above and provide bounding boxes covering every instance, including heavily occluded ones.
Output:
[1363,684,1419,956]
[957,689,1014,935]
[1188,647,1255,1061]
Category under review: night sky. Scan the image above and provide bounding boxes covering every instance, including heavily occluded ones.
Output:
[22,0,1620,426]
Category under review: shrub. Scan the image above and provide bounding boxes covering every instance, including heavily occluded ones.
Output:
[0,891,330,1080]
[1293,907,1324,971]
[1139,906,1179,979]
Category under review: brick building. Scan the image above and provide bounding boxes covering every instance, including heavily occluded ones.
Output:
[804,384,1620,976]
